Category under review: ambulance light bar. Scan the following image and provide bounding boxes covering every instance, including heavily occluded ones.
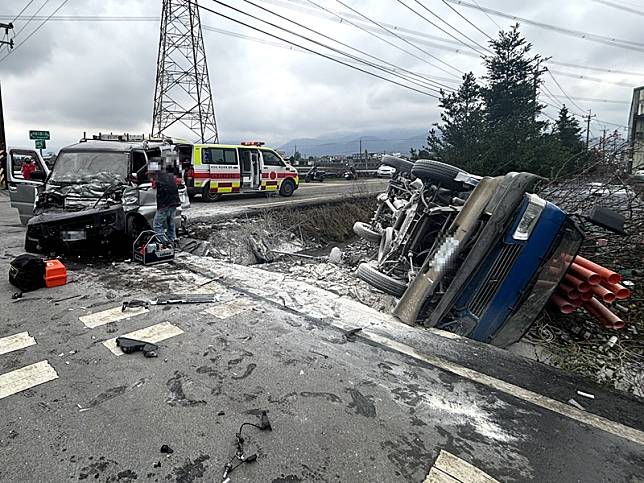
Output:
[240,141,265,146]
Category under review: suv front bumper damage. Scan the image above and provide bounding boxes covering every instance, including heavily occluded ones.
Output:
[25,205,126,254]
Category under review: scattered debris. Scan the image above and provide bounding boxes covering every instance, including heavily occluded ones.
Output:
[160,444,174,454]
[343,327,362,341]
[328,247,342,264]
[122,299,150,312]
[577,390,595,399]
[116,337,159,358]
[222,411,272,482]
[568,398,585,411]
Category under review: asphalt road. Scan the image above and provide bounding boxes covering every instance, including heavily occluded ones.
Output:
[186,178,389,222]
[0,193,643,483]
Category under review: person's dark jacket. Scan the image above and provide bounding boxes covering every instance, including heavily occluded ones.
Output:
[155,171,181,210]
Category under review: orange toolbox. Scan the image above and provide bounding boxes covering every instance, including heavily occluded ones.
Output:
[45,259,67,288]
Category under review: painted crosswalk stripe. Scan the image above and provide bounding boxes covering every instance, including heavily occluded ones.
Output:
[0,360,58,400]
[424,450,499,483]
[204,299,255,319]
[0,332,36,356]
[79,306,149,329]
[102,322,184,356]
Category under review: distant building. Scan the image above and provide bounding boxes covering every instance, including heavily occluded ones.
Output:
[627,86,644,171]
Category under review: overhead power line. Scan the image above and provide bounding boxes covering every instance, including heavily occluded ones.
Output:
[334,0,463,76]
[304,0,459,87]
[14,0,50,37]
[209,0,446,95]
[395,0,490,55]
[191,0,440,98]
[237,0,451,93]
[439,0,493,40]
[11,0,36,23]
[549,69,635,88]
[444,0,644,52]
[546,69,586,114]
[0,0,69,65]
[592,0,644,16]
[4,8,641,79]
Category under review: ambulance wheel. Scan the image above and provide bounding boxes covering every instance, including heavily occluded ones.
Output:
[279,179,295,197]
[203,184,222,202]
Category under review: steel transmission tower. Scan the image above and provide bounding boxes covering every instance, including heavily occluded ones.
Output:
[152,0,219,143]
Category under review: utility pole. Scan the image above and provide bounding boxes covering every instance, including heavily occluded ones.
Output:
[585,110,596,150]
[359,138,362,168]
[0,22,13,50]
[152,0,219,142]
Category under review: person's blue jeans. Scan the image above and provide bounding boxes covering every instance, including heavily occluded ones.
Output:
[153,207,177,245]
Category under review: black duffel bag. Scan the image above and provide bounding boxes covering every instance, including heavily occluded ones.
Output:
[9,254,46,292]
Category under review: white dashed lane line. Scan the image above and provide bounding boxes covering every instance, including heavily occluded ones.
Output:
[0,360,58,400]
[0,332,36,356]
[79,306,149,328]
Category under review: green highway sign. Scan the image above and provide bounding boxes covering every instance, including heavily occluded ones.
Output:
[35,139,46,149]
[29,130,50,140]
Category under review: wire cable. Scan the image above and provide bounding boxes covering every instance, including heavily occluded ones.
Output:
[334,0,462,76]
[205,0,444,95]
[14,0,50,37]
[0,0,69,64]
[238,0,452,92]
[592,0,644,17]
[546,69,586,114]
[191,0,440,98]
[304,0,458,87]
[439,0,493,40]
[444,0,644,52]
[11,0,36,23]
[395,0,489,55]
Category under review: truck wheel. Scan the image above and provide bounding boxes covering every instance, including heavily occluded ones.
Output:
[203,184,222,202]
[279,178,295,197]
[356,262,408,297]
[353,221,381,243]
[381,155,414,175]
[411,159,467,191]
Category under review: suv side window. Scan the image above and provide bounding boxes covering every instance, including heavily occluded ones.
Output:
[10,150,45,180]
[262,150,284,167]
[203,148,237,166]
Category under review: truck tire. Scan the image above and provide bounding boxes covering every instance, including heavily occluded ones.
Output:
[356,262,408,297]
[381,155,414,175]
[203,183,222,202]
[279,178,295,197]
[353,221,381,243]
[411,159,466,191]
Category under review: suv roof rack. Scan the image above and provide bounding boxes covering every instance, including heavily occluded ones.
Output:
[79,132,169,143]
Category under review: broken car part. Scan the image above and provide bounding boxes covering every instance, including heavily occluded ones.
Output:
[122,293,219,311]
[116,337,159,357]
[222,411,272,482]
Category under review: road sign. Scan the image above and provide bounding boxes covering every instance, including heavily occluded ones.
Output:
[29,130,50,140]
[35,139,46,149]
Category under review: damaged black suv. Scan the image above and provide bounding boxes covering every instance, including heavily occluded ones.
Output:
[7,135,189,254]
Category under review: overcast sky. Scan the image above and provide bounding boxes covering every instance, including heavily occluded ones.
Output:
[0,0,641,152]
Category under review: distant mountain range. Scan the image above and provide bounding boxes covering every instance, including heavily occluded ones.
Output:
[277,128,428,157]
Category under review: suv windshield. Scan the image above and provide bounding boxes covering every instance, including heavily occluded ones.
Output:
[50,151,129,184]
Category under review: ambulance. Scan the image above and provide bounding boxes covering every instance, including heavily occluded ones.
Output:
[180,141,300,201]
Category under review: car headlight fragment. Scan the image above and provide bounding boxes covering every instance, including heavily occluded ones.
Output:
[513,194,547,241]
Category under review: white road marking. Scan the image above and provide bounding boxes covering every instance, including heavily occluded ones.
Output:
[424,467,460,483]
[424,450,499,483]
[0,332,36,356]
[102,322,184,356]
[79,306,149,328]
[0,360,58,400]
[178,257,644,446]
[362,330,644,446]
[204,299,255,319]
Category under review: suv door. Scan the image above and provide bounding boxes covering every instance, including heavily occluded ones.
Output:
[7,149,49,225]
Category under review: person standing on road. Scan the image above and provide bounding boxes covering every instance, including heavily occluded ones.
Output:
[149,159,181,247]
